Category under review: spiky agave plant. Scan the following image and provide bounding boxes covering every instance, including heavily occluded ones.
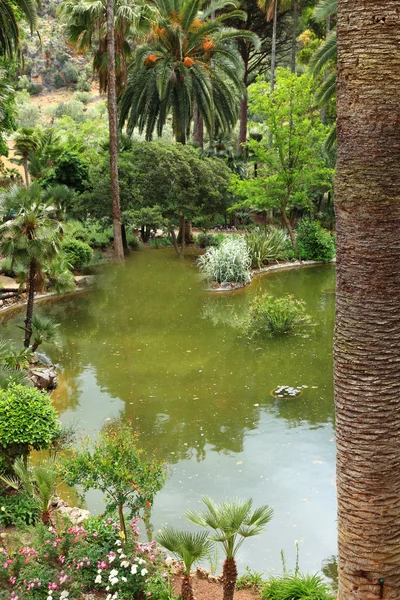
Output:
[156,527,213,600]
[186,497,273,600]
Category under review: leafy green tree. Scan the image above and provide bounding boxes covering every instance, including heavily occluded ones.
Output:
[186,497,273,600]
[0,183,65,347]
[60,420,166,540]
[0,70,16,157]
[231,68,333,249]
[0,383,60,470]
[43,150,89,192]
[157,528,213,600]
[119,0,259,144]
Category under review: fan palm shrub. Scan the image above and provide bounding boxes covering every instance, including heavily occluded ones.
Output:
[0,183,65,348]
[156,527,213,600]
[30,314,60,353]
[119,0,259,143]
[0,456,58,524]
[13,128,41,187]
[186,497,274,600]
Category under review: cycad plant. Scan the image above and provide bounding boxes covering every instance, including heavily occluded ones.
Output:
[119,0,259,143]
[156,527,213,600]
[0,456,58,524]
[186,497,274,600]
[0,183,65,348]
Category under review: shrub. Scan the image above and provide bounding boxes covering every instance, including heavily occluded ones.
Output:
[55,100,85,123]
[0,492,40,527]
[0,383,60,468]
[245,228,288,269]
[147,237,173,248]
[77,75,92,92]
[243,294,311,337]
[62,238,94,268]
[296,220,335,262]
[17,103,41,128]
[61,62,79,85]
[262,573,334,600]
[44,151,89,191]
[65,219,113,248]
[197,236,251,284]
[74,91,92,105]
[196,232,224,248]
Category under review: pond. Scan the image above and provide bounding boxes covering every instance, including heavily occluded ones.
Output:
[1,250,337,578]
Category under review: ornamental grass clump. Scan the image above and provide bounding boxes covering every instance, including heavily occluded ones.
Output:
[197,237,251,284]
[245,228,288,269]
[243,294,311,337]
[262,573,335,600]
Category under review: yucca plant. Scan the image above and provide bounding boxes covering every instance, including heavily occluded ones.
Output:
[245,228,288,269]
[186,497,274,600]
[0,456,58,524]
[156,527,213,600]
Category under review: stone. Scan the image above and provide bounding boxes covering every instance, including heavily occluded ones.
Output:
[30,367,58,390]
[35,353,53,367]
[74,275,95,287]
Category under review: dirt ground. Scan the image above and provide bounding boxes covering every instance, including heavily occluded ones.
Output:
[172,576,260,600]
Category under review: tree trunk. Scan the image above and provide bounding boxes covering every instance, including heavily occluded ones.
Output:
[238,92,248,154]
[177,220,194,245]
[290,0,298,73]
[334,3,400,599]
[193,103,204,149]
[281,207,295,251]
[24,259,36,348]
[118,503,127,543]
[121,224,129,255]
[170,227,181,256]
[320,15,331,125]
[270,0,278,92]
[23,153,29,188]
[107,0,124,261]
[222,557,237,600]
[179,216,186,257]
[181,575,195,600]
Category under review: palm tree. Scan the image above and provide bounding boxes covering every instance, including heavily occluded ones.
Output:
[0,183,64,348]
[156,528,213,600]
[31,314,60,353]
[334,1,400,598]
[13,128,41,187]
[0,0,38,58]
[59,0,154,94]
[1,456,58,524]
[119,0,259,144]
[186,497,273,600]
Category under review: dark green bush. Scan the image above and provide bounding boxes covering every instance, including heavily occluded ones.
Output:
[62,238,94,268]
[0,492,40,526]
[197,232,222,248]
[296,220,335,262]
[262,573,334,600]
[0,383,60,468]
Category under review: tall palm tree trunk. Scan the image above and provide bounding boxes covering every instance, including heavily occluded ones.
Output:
[107,0,124,261]
[193,103,204,149]
[24,259,36,348]
[181,575,194,600]
[335,3,400,599]
[320,14,330,124]
[290,0,298,73]
[270,0,278,91]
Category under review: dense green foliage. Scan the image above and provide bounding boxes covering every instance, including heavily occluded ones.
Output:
[296,219,335,261]
[243,293,311,336]
[262,573,335,599]
[0,383,60,467]
[62,238,94,268]
[245,228,288,268]
[60,420,166,536]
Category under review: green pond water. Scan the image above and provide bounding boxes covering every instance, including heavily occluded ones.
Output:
[1,250,337,577]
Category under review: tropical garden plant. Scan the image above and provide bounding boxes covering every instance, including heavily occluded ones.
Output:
[156,527,213,600]
[119,0,259,143]
[60,420,166,540]
[296,219,335,262]
[242,293,310,337]
[0,183,68,348]
[186,497,273,600]
[262,573,334,600]
[197,236,252,284]
[245,228,288,268]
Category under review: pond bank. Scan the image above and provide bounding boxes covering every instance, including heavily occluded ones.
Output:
[207,258,336,292]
